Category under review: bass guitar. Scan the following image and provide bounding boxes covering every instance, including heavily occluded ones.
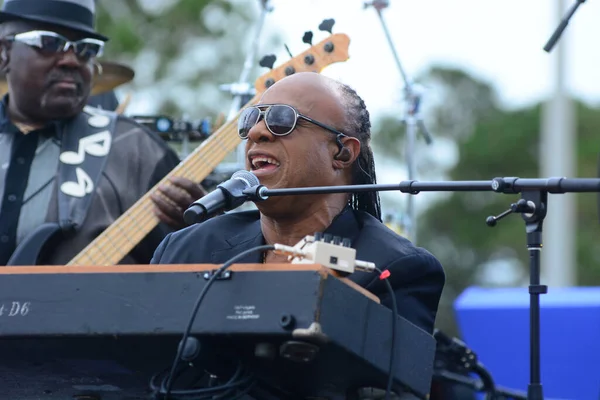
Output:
[8,32,351,266]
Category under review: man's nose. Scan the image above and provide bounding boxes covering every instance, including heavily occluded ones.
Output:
[246,118,275,143]
[56,46,83,67]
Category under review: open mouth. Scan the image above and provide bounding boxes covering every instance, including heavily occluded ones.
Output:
[53,81,78,90]
[249,155,281,172]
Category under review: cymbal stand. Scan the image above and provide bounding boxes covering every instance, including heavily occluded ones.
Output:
[364,0,433,244]
[220,0,273,171]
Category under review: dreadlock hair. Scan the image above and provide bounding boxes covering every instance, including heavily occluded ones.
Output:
[334,82,382,221]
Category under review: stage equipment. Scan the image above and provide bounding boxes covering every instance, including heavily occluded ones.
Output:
[156,236,403,400]
[221,0,272,171]
[543,0,587,53]
[363,0,433,244]
[131,115,212,142]
[232,176,600,400]
[0,262,434,400]
[432,330,527,400]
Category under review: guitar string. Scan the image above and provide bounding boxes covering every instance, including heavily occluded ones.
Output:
[70,124,240,264]
[68,107,249,265]
[66,124,239,264]
[67,48,346,265]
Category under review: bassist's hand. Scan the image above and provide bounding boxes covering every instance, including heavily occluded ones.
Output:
[151,177,207,230]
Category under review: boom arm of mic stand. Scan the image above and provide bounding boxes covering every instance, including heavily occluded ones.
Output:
[242,178,600,202]
[543,0,586,53]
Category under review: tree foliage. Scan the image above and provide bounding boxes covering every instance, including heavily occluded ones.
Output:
[372,66,600,335]
[95,0,280,118]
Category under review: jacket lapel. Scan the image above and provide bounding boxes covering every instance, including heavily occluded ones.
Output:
[210,214,264,264]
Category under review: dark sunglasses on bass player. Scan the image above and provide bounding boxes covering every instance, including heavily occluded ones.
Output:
[237,103,348,139]
[6,30,104,61]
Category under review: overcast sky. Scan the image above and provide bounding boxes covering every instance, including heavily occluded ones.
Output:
[260,0,599,117]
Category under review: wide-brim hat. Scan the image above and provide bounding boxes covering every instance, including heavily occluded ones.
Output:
[0,0,108,41]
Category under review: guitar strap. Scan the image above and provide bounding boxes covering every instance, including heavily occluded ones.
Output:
[56,106,116,233]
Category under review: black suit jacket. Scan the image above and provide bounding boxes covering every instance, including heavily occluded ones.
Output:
[151,207,445,334]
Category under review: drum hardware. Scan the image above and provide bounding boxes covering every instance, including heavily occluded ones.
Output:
[220,0,273,172]
[89,60,135,95]
[115,92,132,114]
[363,0,434,245]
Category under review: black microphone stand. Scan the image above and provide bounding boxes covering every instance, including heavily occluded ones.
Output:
[243,176,600,400]
[485,190,546,400]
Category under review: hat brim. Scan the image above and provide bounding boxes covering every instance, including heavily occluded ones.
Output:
[0,12,108,41]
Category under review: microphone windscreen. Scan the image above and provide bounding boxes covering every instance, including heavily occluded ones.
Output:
[230,170,259,188]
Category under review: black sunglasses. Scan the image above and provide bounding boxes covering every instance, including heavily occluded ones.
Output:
[237,104,348,139]
[6,30,104,61]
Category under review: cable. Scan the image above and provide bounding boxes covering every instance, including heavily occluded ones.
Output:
[373,267,397,400]
[152,243,393,399]
[150,360,254,400]
[154,244,275,400]
[432,330,528,400]
[473,363,496,400]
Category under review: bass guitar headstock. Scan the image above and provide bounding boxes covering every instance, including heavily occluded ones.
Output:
[254,19,350,94]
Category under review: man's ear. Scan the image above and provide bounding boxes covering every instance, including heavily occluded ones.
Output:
[332,135,361,169]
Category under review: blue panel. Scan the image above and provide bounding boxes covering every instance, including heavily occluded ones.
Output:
[454,286,600,400]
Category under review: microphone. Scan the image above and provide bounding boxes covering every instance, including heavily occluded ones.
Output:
[183,170,259,225]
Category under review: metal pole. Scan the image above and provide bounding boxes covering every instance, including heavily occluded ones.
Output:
[219,0,272,169]
[540,0,577,287]
[364,0,433,244]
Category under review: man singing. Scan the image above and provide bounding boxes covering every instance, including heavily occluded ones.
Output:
[151,72,445,334]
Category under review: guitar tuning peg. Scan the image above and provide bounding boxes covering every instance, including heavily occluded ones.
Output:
[302,31,313,46]
[259,54,277,70]
[318,18,335,34]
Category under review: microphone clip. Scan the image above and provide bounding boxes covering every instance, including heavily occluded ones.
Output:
[243,184,268,201]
